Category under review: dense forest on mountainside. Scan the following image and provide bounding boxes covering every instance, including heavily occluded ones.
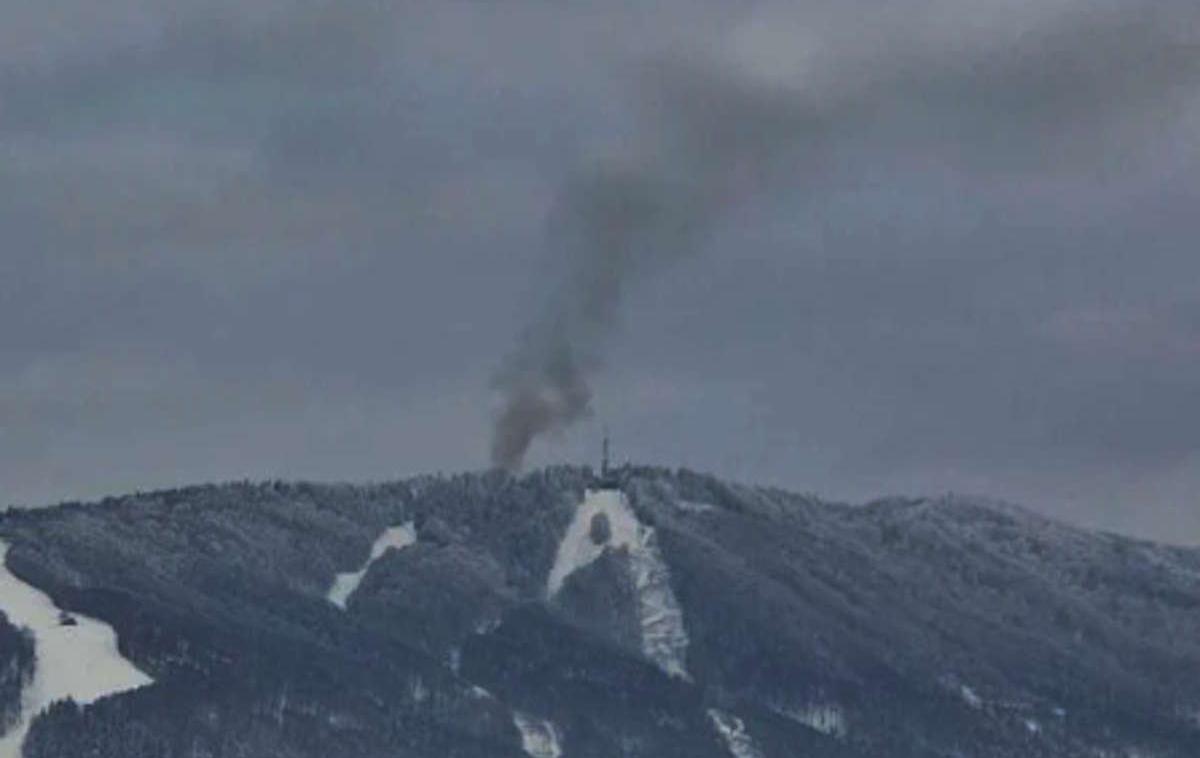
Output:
[2,467,1200,757]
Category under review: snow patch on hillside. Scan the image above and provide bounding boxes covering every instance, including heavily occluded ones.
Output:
[960,684,984,709]
[0,540,153,758]
[546,490,639,596]
[708,709,764,758]
[676,500,716,514]
[629,530,690,680]
[513,711,562,758]
[547,489,690,679]
[773,702,847,737]
[327,523,416,610]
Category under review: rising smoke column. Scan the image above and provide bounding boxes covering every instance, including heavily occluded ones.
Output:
[489,165,705,470]
[489,57,828,470]
[490,2,1200,471]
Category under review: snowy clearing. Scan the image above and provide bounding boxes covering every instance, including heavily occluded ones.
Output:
[0,540,152,758]
[960,684,984,709]
[546,489,690,679]
[676,500,716,514]
[708,709,764,758]
[327,523,416,610]
[513,711,562,758]
[772,701,847,737]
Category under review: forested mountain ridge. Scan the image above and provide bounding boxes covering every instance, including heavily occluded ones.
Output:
[2,466,1199,757]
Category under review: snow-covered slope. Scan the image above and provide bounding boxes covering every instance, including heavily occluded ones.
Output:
[327,522,416,609]
[512,711,562,758]
[708,709,764,758]
[546,489,690,679]
[0,540,152,758]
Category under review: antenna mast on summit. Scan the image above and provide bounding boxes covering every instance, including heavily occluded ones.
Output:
[602,428,611,480]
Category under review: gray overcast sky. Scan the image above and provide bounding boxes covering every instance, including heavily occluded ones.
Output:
[3,0,1200,542]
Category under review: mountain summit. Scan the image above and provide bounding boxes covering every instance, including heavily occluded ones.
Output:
[2,466,1199,757]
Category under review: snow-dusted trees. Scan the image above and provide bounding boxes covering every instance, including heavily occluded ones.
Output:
[0,613,34,734]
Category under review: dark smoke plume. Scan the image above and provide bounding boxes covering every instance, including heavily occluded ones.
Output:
[490,165,704,470]
[490,2,1200,471]
[489,47,830,471]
